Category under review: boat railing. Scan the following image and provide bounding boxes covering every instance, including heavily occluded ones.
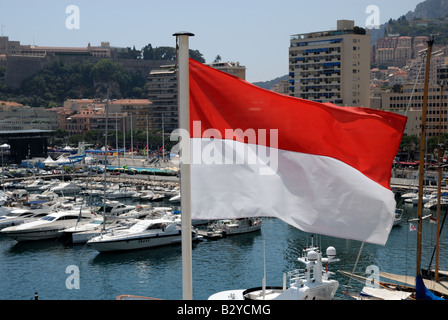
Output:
[287,269,306,285]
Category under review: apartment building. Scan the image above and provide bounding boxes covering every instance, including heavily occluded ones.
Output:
[0,102,58,131]
[207,61,246,80]
[147,65,178,132]
[64,105,128,136]
[381,84,447,138]
[289,20,370,107]
[62,98,151,135]
[110,99,152,131]
[147,61,246,133]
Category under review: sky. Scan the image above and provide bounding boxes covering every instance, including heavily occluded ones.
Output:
[0,0,424,83]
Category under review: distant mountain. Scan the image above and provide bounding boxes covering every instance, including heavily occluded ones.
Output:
[405,0,448,20]
[370,0,448,44]
[252,74,288,89]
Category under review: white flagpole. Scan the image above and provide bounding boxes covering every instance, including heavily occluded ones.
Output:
[174,31,194,300]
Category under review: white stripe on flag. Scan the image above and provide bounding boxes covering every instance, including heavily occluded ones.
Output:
[190,138,396,245]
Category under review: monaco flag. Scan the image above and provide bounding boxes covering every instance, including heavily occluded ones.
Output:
[187,58,407,245]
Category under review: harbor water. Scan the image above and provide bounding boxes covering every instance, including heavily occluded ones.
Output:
[0,194,447,300]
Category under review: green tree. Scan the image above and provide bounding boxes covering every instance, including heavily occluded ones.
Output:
[400,134,419,161]
[142,43,154,60]
[91,59,121,82]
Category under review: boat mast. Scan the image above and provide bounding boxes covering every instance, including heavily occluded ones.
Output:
[417,38,434,277]
[435,77,445,281]
[102,89,110,231]
[146,113,149,162]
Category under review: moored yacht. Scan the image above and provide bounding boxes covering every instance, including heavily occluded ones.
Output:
[25,179,52,192]
[209,242,339,300]
[87,218,202,252]
[93,200,136,217]
[202,217,262,238]
[131,190,156,201]
[50,182,82,195]
[1,209,94,241]
[168,192,180,203]
[0,211,49,230]
[106,188,139,199]
[62,217,139,244]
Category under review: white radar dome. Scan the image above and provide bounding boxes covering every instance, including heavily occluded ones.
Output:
[307,250,318,262]
[326,246,336,258]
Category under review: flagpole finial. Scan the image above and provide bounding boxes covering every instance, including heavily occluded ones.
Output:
[173,32,195,37]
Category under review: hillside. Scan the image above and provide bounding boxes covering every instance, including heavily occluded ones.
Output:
[252,75,288,89]
[405,0,448,20]
[370,0,448,44]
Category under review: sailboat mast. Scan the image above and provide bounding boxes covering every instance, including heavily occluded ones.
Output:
[435,81,444,281]
[103,89,110,231]
[417,38,434,277]
[146,113,149,161]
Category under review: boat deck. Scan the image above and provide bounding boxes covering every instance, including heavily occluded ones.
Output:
[196,229,224,239]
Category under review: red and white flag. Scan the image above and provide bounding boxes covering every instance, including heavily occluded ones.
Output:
[187,58,407,245]
[429,216,438,224]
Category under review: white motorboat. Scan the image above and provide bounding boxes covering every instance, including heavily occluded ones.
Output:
[0,211,49,230]
[204,217,262,238]
[106,188,139,199]
[0,190,8,205]
[401,191,418,199]
[8,200,61,216]
[123,204,154,219]
[209,243,339,300]
[150,193,165,201]
[87,218,202,252]
[131,190,155,201]
[404,193,436,205]
[50,182,82,195]
[393,209,403,227]
[39,180,61,191]
[1,209,94,241]
[28,189,60,202]
[93,201,136,217]
[25,179,52,192]
[81,189,103,197]
[169,193,181,203]
[62,217,139,244]
[423,194,448,210]
[8,189,28,202]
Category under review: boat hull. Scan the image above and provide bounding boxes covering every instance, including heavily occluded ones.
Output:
[223,224,261,236]
[3,227,68,241]
[2,215,94,241]
[88,231,200,252]
[72,230,101,244]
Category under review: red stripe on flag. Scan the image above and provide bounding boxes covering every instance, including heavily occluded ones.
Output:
[189,58,407,190]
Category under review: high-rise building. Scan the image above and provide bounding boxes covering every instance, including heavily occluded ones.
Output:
[147,61,246,133]
[207,61,246,80]
[289,20,370,107]
[147,64,178,133]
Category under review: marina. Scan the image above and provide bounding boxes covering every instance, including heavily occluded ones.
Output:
[0,173,447,300]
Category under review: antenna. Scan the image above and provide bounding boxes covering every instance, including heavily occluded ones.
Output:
[262,240,266,299]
